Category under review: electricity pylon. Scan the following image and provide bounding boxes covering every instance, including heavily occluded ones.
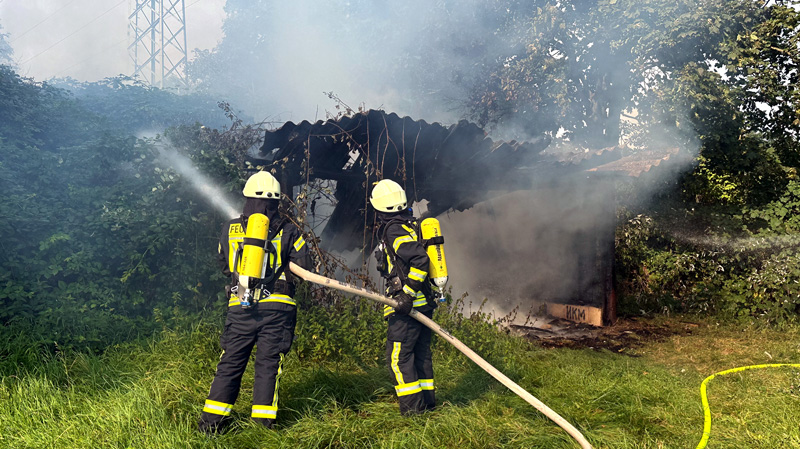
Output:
[128,0,187,88]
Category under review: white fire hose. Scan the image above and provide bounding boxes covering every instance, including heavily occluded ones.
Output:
[289,262,593,449]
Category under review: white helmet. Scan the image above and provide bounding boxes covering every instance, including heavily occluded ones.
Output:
[370,179,407,212]
[242,171,281,199]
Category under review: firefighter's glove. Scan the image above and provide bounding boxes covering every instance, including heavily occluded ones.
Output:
[393,291,414,316]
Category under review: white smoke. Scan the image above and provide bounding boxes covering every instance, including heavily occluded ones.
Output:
[190,0,512,124]
[0,1,225,81]
[438,178,617,325]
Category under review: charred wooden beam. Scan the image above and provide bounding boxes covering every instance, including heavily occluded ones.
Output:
[252,110,628,252]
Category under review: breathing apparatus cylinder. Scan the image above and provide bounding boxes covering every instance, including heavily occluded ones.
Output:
[237,213,270,309]
[420,218,448,296]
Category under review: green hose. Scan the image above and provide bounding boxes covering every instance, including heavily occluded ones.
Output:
[695,363,800,449]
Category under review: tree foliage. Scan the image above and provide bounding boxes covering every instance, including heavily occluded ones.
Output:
[467,0,799,204]
[0,21,13,66]
[470,2,786,131]
[51,76,236,134]
[0,67,243,351]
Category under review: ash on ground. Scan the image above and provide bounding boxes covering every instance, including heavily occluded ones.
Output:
[509,317,698,354]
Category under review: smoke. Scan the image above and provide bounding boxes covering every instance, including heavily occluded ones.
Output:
[187,1,703,325]
[189,0,516,124]
[437,178,616,325]
[0,1,225,82]
[155,145,240,219]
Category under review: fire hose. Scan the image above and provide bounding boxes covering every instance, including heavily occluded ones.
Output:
[694,363,800,449]
[289,262,593,449]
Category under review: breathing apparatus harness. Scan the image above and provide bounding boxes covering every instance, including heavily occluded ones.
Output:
[375,215,446,303]
[230,214,287,309]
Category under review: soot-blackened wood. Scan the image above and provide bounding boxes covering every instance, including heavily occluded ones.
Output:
[253,110,631,252]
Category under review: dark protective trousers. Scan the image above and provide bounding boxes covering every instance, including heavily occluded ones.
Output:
[199,307,296,429]
[385,309,435,415]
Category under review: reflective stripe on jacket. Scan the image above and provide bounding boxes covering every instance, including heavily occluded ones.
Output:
[379,216,431,317]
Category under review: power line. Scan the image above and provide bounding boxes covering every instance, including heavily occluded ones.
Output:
[10,0,80,43]
[18,0,126,66]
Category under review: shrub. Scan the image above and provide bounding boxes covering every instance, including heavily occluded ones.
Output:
[616,209,800,325]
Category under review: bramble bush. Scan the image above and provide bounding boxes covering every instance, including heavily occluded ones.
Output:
[615,207,800,325]
[730,250,800,324]
[289,279,517,373]
[0,66,243,353]
[293,286,386,366]
[742,180,800,235]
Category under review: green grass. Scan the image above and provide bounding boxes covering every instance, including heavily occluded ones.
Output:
[2,316,800,449]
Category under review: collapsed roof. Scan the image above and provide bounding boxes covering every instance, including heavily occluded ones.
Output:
[253,109,681,251]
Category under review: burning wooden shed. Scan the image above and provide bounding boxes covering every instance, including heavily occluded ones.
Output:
[252,109,686,326]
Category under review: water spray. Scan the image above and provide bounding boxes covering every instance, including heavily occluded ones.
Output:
[155,145,240,218]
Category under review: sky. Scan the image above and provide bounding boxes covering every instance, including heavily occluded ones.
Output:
[0,0,226,82]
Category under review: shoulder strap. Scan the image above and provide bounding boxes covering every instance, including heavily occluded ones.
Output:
[267,218,285,242]
[263,219,289,285]
[230,215,248,277]
[380,217,416,282]
[414,218,444,247]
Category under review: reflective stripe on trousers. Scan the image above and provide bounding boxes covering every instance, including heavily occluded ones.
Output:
[199,308,296,427]
[386,309,436,415]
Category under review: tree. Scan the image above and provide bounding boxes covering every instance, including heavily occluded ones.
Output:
[465,0,799,204]
[640,1,800,204]
[0,21,13,66]
[718,3,800,168]
[51,75,236,133]
[0,66,241,350]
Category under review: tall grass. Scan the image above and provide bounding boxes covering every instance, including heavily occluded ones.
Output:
[2,307,799,448]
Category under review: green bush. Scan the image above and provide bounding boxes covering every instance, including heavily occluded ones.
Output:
[0,66,242,352]
[616,208,800,325]
[726,250,800,324]
[743,180,800,235]
[294,290,386,365]
[289,281,519,374]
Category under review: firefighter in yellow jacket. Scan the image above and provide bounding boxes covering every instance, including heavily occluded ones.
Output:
[370,179,436,415]
[199,171,312,433]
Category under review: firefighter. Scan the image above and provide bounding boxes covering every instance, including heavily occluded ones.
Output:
[198,171,312,433]
[370,179,436,415]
